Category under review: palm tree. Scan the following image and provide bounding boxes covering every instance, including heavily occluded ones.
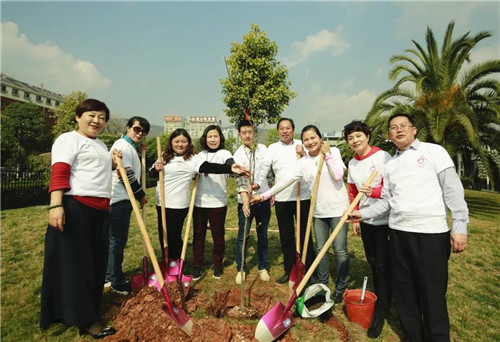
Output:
[366,21,500,189]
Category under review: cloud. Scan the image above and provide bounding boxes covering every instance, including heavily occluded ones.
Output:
[1,21,111,94]
[301,85,377,132]
[283,26,350,68]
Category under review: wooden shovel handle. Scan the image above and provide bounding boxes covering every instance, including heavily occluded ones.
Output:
[295,153,301,254]
[180,175,199,260]
[116,157,165,287]
[141,149,147,257]
[157,137,168,245]
[301,153,325,264]
[295,170,379,297]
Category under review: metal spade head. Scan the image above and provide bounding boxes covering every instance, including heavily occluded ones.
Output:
[160,285,193,336]
[289,258,305,291]
[254,301,295,342]
[168,258,180,276]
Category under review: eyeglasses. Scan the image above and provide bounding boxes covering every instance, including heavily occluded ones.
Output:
[132,126,148,135]
[389,123,413,132]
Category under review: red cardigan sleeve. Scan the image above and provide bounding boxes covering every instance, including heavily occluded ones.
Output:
[49,162,71,193]
[370,178,384,199]
[348,183,360,210]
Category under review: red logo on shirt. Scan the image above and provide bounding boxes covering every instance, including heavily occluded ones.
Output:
[417,156,425,167]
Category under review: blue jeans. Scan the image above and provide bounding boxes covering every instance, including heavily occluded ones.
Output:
[106,200,132,286]
[235,201,270,272]
[313,216,349,295]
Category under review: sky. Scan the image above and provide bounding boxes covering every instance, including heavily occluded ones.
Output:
[1,0,499,134]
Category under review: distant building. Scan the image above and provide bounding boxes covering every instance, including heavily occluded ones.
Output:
[164,115,183,133]
[323,131,343,146]
[163,115,222,139]
[0,73,65,125]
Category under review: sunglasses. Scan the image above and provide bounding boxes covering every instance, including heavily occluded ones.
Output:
[132,126,148,135]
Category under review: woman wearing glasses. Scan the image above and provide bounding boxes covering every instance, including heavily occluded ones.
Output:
[106,117,150,295]
[344,120,392,339]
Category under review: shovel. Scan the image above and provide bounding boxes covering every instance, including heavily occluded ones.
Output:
[156,137,180,278]
[177,174,199,298]
[289,154,304,291]
[116,157,193,336]
[292,153,325,292]
[131,148,150,292]
[255,170,378,342]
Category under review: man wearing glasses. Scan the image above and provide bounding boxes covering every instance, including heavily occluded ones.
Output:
[106,116,150,294]
[349,113,468,342]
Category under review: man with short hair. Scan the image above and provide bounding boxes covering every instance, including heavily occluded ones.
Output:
[233,120,271,284]
[106,116,150,295]
[258,118,316,285]
[350,113,468,342]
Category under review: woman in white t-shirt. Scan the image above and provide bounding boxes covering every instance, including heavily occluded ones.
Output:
[252,125,350,303]
[150,128,248,270]
[40,99,116,338]
[344,120,392,338]
[192,125,234,280]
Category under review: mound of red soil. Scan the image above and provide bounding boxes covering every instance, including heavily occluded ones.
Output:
[103,283,345,342]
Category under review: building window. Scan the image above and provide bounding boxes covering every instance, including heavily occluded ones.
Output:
[1,85,6,93]
[36,95,42,103]
[55,101,60,106]
[46,98,52,105]
[12,88,19,96]
[24,92,30,99]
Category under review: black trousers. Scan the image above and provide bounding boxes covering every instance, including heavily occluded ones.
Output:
[40,196,110,329]
[156,206,189,260]
[360,222,392,319]
[274,200,316,274]
[390,229,451,342]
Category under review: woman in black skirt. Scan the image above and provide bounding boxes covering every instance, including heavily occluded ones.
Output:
[40,99,116,338]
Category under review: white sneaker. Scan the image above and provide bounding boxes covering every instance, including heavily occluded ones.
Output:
[235,271,246,284]
[259,269,270,282]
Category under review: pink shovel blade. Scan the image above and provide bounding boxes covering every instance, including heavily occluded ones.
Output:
[160,284,193,336]
[168,259,180,276]
[255,302,295,342]
[179,274,192,296]
[289,259,304,291]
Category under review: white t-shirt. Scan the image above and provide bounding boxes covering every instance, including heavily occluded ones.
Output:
[194,149,233,208]
[259,139,303,202]
[154,154,204,209]
[348,148,391,225]
[384,141,454,233]
[233,143,270,204]
[51,131,112,199]
[110,137,142,205]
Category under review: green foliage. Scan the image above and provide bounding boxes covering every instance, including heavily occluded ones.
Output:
[1,102,53,169]
[265,128,279,146]
[367,21,500,189]
[52,91,87,140]
[221,23,297,128]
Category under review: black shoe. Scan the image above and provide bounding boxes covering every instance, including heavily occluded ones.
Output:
[367,316,385,338]
[275,273,290,285]
[79,324,116,339]
[192,266,202,280]
[213,265,223,279]
[110,281,131,295]
[332,291,344,304]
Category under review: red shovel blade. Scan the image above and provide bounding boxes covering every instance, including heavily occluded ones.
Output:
[160,284,193,336]
[168,259,181,276]
[289,252,304,291]
[255,301,295,342]
[131,256,150,292]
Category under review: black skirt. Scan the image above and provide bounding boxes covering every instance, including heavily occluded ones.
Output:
[40,196,110,329]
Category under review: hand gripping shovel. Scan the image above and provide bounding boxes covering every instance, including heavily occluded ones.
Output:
[131,148,150,292]
[289,153,305,291]
[156,137,180,279]
[290,153,325,292]
[255,170,378,342]
[116,157,193,336]
[177,174,199,298]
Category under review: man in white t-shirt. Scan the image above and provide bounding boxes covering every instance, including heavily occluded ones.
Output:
[233,120,272,284]
[258,118,316,285]
[106,117,150,295]
[349,114,468,342]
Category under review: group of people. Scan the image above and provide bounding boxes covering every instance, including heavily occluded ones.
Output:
[40,98,468,342]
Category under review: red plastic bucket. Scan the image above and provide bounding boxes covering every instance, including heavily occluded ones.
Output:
[343,289,377,330]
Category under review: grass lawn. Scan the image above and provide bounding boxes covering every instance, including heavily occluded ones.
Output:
[1,180,499,341]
